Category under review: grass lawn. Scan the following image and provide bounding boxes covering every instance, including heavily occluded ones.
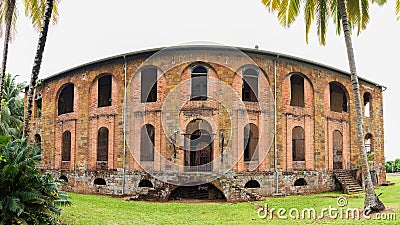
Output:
[60,175,400,225]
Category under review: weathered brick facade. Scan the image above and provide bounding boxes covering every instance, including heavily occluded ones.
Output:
[28,46,385,202]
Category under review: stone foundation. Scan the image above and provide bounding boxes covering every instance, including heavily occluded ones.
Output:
[48,169,339,202]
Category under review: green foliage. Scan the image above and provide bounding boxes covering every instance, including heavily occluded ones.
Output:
[0,139,71,224]
[385,158,400,173]
[0,135,11,149]
[1,74,25,139]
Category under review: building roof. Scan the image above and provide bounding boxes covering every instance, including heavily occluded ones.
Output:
[42,45,385,89]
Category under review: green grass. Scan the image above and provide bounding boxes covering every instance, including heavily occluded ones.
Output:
[60,176,400,224]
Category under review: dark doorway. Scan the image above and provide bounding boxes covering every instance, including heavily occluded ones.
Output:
[169,183,226,201]
[138,179,153,188]
[185,129,213,172]
[333,130,343,169]
[244,123,259,161]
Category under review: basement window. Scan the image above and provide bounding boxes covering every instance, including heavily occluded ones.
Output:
[191,66,208,101]
[58,84,74,115]
[363,92,371,117]
[59,175,68,183]
[98,75,112,107]
[294,178,307,186]
[138,179,153,188]
[94,178,106,185]
[242,68,258,102]
[329,82,348,112]
[141,67,157,103]
[290,74,305,107]
[62,131,71,161]
[97,127,109,161]
[244,180,261,188]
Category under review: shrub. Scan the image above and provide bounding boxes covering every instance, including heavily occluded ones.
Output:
[0,139,70,224]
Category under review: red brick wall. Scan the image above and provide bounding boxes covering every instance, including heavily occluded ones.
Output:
[28,48,385,184]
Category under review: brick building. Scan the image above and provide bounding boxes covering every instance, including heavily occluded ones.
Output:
[28,45,386,201]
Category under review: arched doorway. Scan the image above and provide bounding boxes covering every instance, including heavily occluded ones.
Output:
[184,119,213,172]
[333,130,343,169]
[169,183,226,201]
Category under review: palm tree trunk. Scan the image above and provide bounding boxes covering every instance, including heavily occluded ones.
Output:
[338,0,384,213]
[0,0,16,123]
[23,0,54,138]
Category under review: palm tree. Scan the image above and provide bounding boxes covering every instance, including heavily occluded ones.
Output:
[1,73,24,138]
[23,0,56,137]
[0,0,59,123]
[261,0,386,213]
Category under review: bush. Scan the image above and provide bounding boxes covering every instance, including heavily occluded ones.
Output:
[385,159,400,173]
[0,138,70,224]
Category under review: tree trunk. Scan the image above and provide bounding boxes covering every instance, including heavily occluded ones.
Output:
[23,0,54,138]
[0,0,16,123]
[338,0,385,213]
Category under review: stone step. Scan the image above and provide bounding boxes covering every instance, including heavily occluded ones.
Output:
[333,170,363,194]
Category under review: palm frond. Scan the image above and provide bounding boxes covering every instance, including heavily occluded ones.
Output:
[316,0,329,45]
[277,0,301,27]
[396,0,400,20]
[304,0,316,43]
[261,0,281,12]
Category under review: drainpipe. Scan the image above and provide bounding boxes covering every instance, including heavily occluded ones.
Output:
[274,55,280,194]
[122,55,127,195]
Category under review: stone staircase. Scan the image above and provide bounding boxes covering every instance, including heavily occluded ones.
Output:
[333,169,363,194]
[231,184,263,201]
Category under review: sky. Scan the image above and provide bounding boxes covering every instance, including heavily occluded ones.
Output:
[3,0,400,160]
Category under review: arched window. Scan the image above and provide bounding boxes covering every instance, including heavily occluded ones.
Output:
[290,74,305,107]
[138,179,153,188]
[365,133,373,154]
[294,178,307,186]
[242,68,258,102]
[141,67,157,103]
[244,180,261,188]
[58,84,74,115]
[191,65,208,100]
[62,131,71,161]
[98,75,112,107]
[329,82,347,112]
[94,178,106,185]
[97,127,109,161]
[140,124,155,161]
[363,92,372,117]
[244,123,259,161]
[292,126,305,161]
